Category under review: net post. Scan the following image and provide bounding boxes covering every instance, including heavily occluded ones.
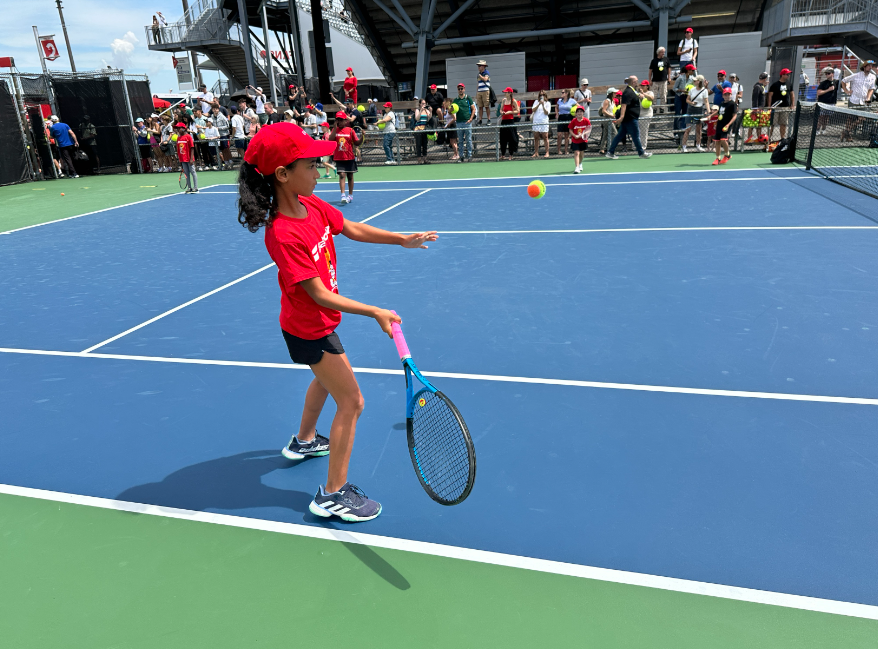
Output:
[805,102,819,171]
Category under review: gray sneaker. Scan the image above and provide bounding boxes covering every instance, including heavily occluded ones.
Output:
[282,432,330,460]
[640,152,653,158]
[605,153,619,160]
[309,483,382,522]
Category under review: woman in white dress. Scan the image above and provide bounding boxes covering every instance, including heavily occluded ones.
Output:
[531,90,552,157]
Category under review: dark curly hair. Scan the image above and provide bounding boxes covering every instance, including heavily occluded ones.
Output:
[237,160,296,232]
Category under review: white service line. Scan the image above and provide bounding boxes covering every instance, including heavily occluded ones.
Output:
[2,347,877,406]
[0,483,874,620]
[358,189,431,223]
[0,184,223,236]
[79,263,277,353]
[401,226,878,234]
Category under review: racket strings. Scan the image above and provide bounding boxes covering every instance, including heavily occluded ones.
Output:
[411,392,472,502]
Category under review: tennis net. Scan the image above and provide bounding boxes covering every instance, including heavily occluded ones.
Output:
[794,102,878,199]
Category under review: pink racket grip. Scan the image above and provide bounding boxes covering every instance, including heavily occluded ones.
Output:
[390,311,411,360]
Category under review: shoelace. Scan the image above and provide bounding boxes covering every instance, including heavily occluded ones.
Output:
[339,483,368,507]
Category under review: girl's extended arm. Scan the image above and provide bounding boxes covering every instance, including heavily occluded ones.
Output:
[299,278,400,337]
[342,219,438,247]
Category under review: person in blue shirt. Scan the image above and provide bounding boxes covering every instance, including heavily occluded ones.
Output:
[49,115,80,178]
[711,71,732,107]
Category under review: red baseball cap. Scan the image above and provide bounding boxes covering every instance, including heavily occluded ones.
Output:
[335,110,349,120]
[722,86,733,94]
[780,68,791,75]
[384,101,393,108]
[718,69,726,75]
[684,64,695,71]
[640,80,650,86]
[243,123,335,175]
[346,67,353,71]
[430,84,437,90]
[503,86,513,92]
[685,27,693,32]
[457,83,465,88]
[174,122,186,128]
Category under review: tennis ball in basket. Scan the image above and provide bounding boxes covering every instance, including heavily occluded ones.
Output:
[527,180,546,199]
[172,134,178,142]
[357,104,365,112]
[378,121,386,130]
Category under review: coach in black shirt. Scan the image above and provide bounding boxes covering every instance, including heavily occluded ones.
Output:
[607,76,651,158]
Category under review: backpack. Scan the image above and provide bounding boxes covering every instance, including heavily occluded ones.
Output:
[770,138,792,164]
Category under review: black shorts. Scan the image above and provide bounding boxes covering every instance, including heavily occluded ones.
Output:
[571,141,588,151]
[557,113,573,132]
[336,159,358,173]
[282,329,345,365]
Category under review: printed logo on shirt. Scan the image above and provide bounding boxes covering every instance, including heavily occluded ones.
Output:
[311,225,338,291]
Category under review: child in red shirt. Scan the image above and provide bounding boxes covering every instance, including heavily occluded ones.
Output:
[569,106,592,174]
[329,111,360,204]
[237,122,437,522]
[174,122,198,193]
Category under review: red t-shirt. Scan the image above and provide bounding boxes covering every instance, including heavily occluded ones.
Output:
[264,195,345,339]
[569,117,591,143]
[343,76,358,105]
[176,134,194,162]
[330,126,359,161]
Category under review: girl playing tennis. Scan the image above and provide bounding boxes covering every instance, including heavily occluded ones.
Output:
[329,110,359,204]
[237,122,437,522]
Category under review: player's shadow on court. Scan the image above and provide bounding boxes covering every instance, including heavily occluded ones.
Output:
[117,450,411,591]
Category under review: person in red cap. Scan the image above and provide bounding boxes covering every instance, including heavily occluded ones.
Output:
[378,101,397,163]
[174,122,198,193]
[498,87,520,159]
[329,111,360,202]
[569,105,591,173]
[767,68,795,141]
[425,83,444,115]
[677,27,698,69]
[343,67,357,105]
[712,86,737,165]
[237,122,438,522]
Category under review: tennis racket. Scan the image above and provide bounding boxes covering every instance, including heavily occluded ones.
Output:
[179,169,188,190]
[390,313,476,505]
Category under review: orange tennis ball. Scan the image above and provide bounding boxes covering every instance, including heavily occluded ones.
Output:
[60,192,65,196]
[527,180,546,199]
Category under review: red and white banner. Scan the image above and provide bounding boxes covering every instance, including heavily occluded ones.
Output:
[39,36,60,61]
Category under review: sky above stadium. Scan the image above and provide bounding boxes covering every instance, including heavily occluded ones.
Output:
[6,1,219,93]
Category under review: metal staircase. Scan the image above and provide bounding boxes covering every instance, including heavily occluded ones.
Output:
[762,0,878,59]
[146,0,365,93]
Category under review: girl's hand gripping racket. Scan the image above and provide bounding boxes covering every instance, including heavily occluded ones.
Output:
[390,313,476,505]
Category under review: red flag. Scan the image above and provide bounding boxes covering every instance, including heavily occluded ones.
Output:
[172,55,178,69]
[39,37,60,61]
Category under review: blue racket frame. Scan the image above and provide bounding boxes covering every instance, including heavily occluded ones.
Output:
[403,358,438,418]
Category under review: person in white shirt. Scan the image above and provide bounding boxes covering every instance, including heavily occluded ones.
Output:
[530,90,552,158]
[229,106,247,155]
[677,28,698,69]
[198,83,214,114]
[237,100,256,122]
[573,78,592,118]
[681,75,709,152]
[253,86,267,123]
[833,66,841,81]
[203,118,220,169]
[841,60,876,142]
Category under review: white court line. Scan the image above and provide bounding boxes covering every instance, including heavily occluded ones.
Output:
[401,226,878,234]
[80,263,277,353]
[201,176,820,195]
[2,347,877,406]
[0,185,223,236]
[359,189,431,223]
[205,166,808,186]
[0,483,874,620]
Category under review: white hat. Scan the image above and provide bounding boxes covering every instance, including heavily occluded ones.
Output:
[256,86,263,92]
[607,87,618,93]
[150,112,159,118]
[50,115,59,122]
[581,78,588,84]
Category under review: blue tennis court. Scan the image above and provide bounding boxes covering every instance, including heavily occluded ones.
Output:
[2,166,877,617]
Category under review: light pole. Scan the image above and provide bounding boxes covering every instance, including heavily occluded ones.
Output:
[55,0,76,72]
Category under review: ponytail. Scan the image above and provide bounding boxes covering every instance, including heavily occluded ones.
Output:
[238,160,302,232]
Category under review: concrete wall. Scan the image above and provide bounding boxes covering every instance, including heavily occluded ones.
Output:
[579,41,655,89]
[697,32,769,89]
[445,53,526,96]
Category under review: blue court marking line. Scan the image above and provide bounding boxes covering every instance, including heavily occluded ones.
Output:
[0,184,224,236]
[1,482,875,620]
[2,347,877,406]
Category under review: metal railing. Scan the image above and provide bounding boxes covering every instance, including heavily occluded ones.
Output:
[790,0,878,27]
[145,0,236,48]
[293,0,364,44]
